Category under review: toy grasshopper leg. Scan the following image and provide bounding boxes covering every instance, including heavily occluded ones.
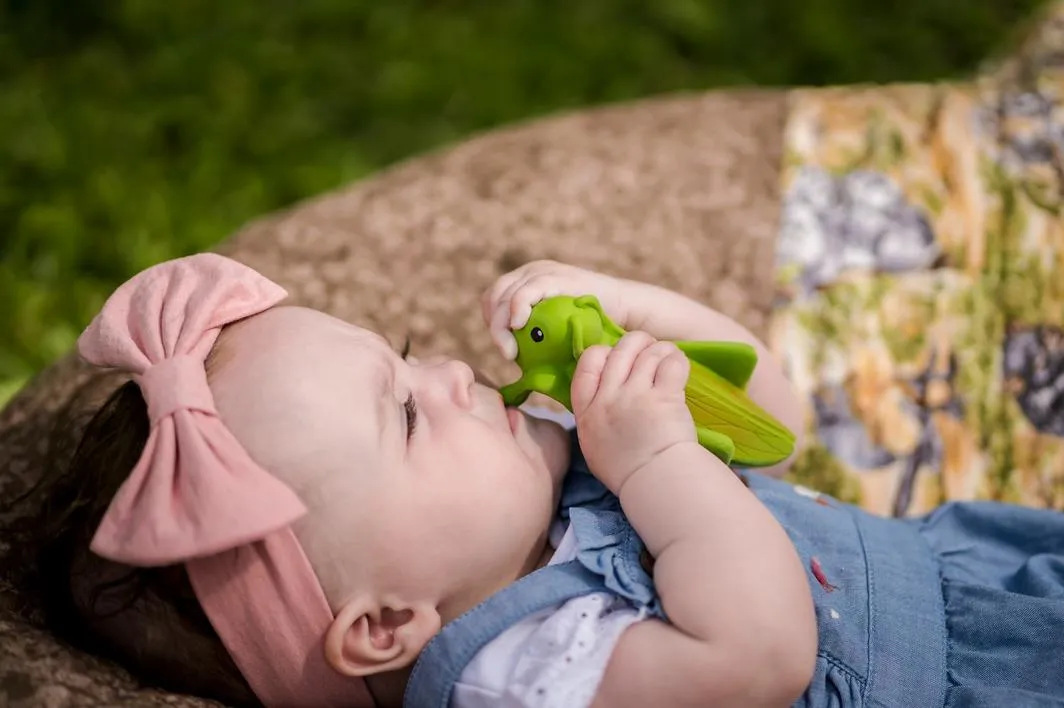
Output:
[697,427,735,465]
[499,380,533,407]
[526,370,571,412]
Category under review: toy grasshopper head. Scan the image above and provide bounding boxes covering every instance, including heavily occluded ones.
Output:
[512,295,609,371]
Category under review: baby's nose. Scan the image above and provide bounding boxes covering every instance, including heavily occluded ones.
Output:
[444,360,476,408]
[420,358,474,409]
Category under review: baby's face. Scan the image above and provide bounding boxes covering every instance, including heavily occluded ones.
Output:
[209,306,571,622]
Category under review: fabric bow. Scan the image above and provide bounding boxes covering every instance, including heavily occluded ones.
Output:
[78,253,306,565]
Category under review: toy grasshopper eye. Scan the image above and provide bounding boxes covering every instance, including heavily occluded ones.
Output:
[530,327,544,343]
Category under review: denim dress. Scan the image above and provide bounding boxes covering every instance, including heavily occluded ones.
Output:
[405,430,1064,708]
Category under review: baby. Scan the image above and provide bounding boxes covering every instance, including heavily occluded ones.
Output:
[24,254,1064,708]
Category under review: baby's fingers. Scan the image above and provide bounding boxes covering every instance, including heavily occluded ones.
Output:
[628,341,681,388]
[571,345,610,415]
[598,332,655,393]
[485,274,534,359]
[654,349,691,392]
[507,277,562,331]
[482,270,523,330]
[481,261,541,327]
[489,307,519,360]
[488,278,565,360]
[481,260,560,325]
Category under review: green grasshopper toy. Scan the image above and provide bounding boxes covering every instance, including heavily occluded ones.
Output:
[498,295,796,467]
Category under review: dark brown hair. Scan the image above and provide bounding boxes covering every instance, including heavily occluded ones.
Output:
[18,378,257,706]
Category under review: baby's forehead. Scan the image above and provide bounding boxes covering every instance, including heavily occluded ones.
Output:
[214,306,389,383]
[207,306,390,497]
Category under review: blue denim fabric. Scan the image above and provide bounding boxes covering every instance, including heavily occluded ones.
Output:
[405,430,1064,708]
[913,502,1064,707]
[560,430,664,617]
[744,471,947,707]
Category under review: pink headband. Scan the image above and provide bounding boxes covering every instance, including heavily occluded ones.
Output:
[77,254,374,707]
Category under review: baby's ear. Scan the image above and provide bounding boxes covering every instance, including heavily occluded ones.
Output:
[324,596,441,677]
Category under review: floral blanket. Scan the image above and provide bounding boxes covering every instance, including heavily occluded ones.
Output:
[773,5,1064,516]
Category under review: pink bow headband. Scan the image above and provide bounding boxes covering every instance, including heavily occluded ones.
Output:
[77,254,374,707]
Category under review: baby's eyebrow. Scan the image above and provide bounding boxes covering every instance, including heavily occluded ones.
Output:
[373,363,394,442]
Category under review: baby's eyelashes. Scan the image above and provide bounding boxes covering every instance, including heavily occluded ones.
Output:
[403,394,419,439]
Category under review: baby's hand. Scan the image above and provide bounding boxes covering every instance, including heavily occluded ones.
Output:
[570,332,697,495]
[482,260,629,360]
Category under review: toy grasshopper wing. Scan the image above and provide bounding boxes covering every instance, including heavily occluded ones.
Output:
[685,371,795,466]
[674,341,795,467]
[673,340,758,389]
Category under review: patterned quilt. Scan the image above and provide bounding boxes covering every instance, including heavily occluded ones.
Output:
[774,5,1064,516]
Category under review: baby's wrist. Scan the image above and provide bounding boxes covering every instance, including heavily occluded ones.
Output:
[615,280,687,333]
[614,439,703,499]
[617,440,742,557]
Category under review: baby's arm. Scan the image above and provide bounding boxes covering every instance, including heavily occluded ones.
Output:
[595,444,816,707]
[572,336,817,708]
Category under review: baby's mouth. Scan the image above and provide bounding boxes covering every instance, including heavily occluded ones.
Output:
[470,367,518,429]
[472,367,525,437]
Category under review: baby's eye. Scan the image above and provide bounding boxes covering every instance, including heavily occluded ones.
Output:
[403,393,418,439]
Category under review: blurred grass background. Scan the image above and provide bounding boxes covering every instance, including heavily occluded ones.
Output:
[0,0,1052,404]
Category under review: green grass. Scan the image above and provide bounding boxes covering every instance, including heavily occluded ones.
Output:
[0,0,1051,403]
